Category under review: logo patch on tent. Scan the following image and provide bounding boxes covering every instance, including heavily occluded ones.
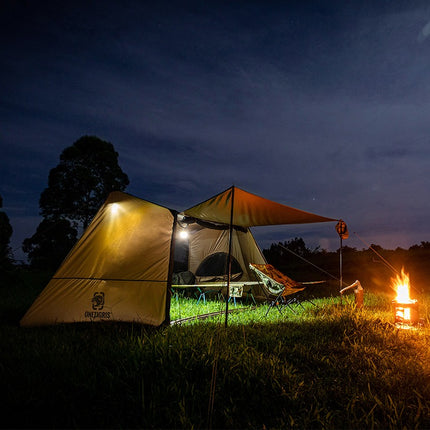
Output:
[84,292,111,320]
[91,292,105,310]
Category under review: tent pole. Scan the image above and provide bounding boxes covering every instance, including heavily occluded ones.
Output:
[225,186,235,328]
[165,211,178,326]
[339,235,343,291]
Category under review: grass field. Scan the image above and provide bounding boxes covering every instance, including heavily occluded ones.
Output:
[1,273,430,429]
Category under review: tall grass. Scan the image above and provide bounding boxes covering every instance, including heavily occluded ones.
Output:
[1,278,430,429]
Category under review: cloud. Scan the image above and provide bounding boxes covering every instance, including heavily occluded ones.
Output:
[417,20,430,42]
[2,1,430,254]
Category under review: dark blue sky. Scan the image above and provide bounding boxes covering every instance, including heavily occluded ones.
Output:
[2,0,430,261]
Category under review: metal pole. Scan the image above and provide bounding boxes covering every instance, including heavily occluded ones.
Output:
[339,236,343,291]
[165,211,178,326]
[225,186,235,328]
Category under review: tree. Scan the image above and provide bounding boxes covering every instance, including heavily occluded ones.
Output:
[263,237,319,267]
[341,245,357,254]
[409,241,430,250]
[39,135,129,229]
[282,237,317,257]
[22,217,78,271]
[0,194,13,267]
[24,136,129,270]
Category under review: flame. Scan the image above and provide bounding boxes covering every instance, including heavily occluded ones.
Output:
[392,268,412,303]
[391,268,419,326]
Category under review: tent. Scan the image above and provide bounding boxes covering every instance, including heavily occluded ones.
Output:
[174,216,268,301]
[183,186,337,324]
[20,191,267,326]
[180,219,266,283]
[20,192,176,326]
[20,187,336,327]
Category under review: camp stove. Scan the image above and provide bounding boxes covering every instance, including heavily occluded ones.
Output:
[391,269,419,326]
[392,300,419,325]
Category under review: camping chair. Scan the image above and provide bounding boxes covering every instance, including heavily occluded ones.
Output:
[196,285,224,304]
[249,264,317,316]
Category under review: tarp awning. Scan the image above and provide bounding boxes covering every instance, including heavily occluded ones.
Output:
[184,186,336,227]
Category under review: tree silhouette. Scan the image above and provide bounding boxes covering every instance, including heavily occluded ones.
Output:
[22,218,78,271]
[24,136,129,270]
[0,194,13,267]
[409,241,430,250]
[282,237,318,257]
[263,237,320,270]
[39,135,129,229]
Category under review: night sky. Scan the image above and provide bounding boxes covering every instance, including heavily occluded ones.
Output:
[2,0,430,261]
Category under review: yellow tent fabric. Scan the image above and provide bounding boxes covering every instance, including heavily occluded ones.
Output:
[20,192,175,327]
[184,186,336,227]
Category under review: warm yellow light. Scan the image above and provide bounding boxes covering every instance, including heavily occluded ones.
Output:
[179,230,188,239]
[111,203,119,215]
[392,268,412,303]
[397,284,409,302]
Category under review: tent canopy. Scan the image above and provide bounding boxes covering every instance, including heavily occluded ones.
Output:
[184,186,336,227]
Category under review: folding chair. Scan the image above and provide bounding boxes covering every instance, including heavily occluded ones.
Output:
[249,264,316,316]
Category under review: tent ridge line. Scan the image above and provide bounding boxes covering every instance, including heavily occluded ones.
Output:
[108,190,177,213]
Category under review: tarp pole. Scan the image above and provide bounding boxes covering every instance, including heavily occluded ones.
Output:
[335,219,348,293]
[165,211,178,326]
[225,186,235,328]
[339,236,343,291]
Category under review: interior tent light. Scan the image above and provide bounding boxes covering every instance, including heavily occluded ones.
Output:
[111,203,119,215]
[177,214,190,239]
[179,229,188,239]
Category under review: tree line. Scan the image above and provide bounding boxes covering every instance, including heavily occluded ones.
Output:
[263,238,430,292]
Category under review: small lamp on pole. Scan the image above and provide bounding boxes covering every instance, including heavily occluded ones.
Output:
[335,219,349,295]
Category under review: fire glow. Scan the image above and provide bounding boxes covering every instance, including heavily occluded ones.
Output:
[391,268,419,325]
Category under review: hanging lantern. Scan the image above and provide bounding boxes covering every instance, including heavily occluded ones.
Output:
[336,220,349,239]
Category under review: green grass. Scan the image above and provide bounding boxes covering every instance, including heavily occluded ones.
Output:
[1,276,430,429]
